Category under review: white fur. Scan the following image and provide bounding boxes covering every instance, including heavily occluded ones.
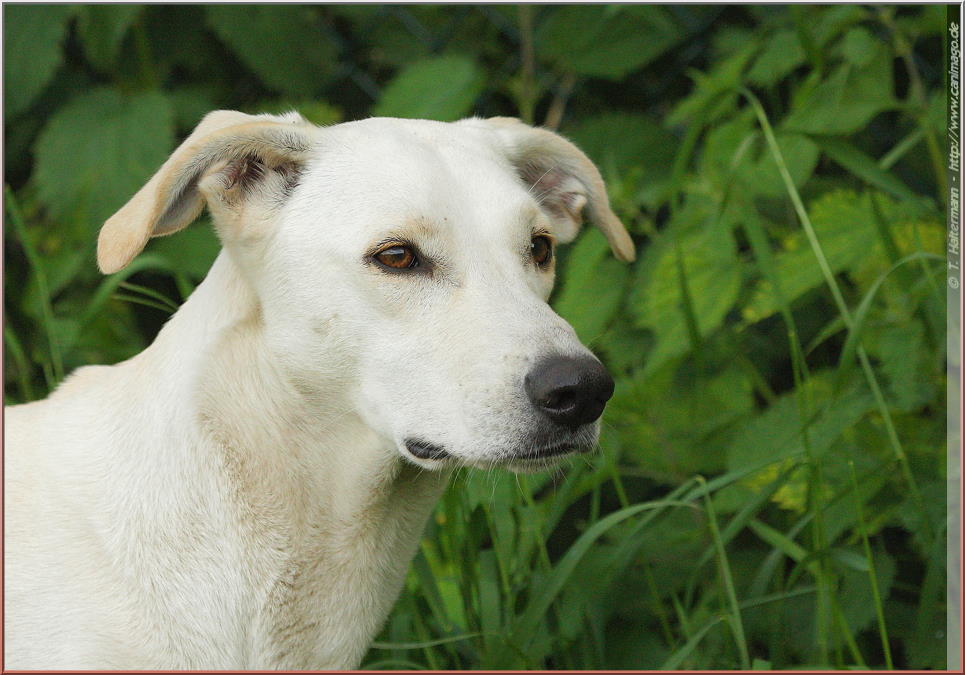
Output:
[3,113,633,669]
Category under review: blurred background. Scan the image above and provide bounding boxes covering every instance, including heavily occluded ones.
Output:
[3,4,950,670]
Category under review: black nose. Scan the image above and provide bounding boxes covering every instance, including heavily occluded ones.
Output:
[524,354,615,429]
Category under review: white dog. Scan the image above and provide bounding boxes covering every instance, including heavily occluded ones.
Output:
[3,111,634,669]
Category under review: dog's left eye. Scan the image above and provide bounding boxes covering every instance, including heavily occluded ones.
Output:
[530,234,553,268]
[374,244,420,270]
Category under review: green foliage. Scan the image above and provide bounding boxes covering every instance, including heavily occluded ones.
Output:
[3,4,75,116]
[206,6,338,97]
[536,6,686,80]
[34,88,175,228]
[3,4,948,670]
[373,55,484,121]
[76,5,142,74]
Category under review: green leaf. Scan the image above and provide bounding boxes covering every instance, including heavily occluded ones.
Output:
[725,380,875,471]
[875,323,935,410]
[33,88,175,231]
[206,6,336,97]
[565,112,679,206]
[143,5,222,77]
[537,6,684,80]
[834,252,943,401]
[567,112,678,175]
[667,43,757,126]
[630,217,742,374]
[740,132,820,198]
[810,5,869,48]
[334,7,431,69]
[699,109,754,185]
[168,86,220,132]
[610,364,753,479]
[897,480,946,556]
[373,56,484,121]
[841,26,877,67]
[553,228,629,344]
[743,190,910,322]
[784,45,896,134]
[3,4,75,117]
[747,29,805,86]
[76,5,142,73]
[837,547,896,637]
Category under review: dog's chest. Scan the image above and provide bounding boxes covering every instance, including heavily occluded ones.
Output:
[191,412,449,669]
[249,517,419,669]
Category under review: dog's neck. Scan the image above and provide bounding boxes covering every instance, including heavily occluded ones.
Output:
[130,251,450,668]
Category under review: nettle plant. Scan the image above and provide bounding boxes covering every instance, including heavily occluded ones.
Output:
[3,4,948,669]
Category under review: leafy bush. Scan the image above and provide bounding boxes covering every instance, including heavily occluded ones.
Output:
[3,5,949,669]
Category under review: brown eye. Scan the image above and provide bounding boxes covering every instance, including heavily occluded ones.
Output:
[374,244,419,270]
[531,234,553,267]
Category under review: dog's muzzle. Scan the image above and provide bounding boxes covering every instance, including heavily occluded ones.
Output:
[403,354,614,465]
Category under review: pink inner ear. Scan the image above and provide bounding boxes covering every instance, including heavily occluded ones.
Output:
[223,156,265,190]
[518,163,587,225]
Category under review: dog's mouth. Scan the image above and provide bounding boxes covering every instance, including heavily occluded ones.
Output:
[404,439,450,460]
[403,438,590,464]
[513,442,581,460]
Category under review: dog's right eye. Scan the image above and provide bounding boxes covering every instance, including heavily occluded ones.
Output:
[373,244,420,270]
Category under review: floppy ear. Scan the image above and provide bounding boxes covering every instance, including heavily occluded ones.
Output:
[479,116,635,262]
[97,110,315,274]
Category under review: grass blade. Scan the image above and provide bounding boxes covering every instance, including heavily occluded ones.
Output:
[878,127,924,169]
[693,460,802,573]
[697,476,750,669]
[370,632,484,650]
[78,254,178,327]
[411,548,453,633]
[118,281,180,312]
[748,518,811,569]
[848,461,894,669]
[813,136,928,205]
[4,185,63,385]
[661,617,724,669]
[3,320,35,402]
[834,251,943,393]
[111,294,178,314]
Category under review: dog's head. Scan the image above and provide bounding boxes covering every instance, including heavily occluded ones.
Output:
[99,111,635,471]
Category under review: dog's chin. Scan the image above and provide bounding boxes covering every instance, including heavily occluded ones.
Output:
[400,435,597,472]
[499,444,594,473]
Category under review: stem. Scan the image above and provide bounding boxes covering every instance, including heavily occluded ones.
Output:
[132,17,158,90]
[517,5,537,125]
[543,73,576,130]
[878,128,924,170]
